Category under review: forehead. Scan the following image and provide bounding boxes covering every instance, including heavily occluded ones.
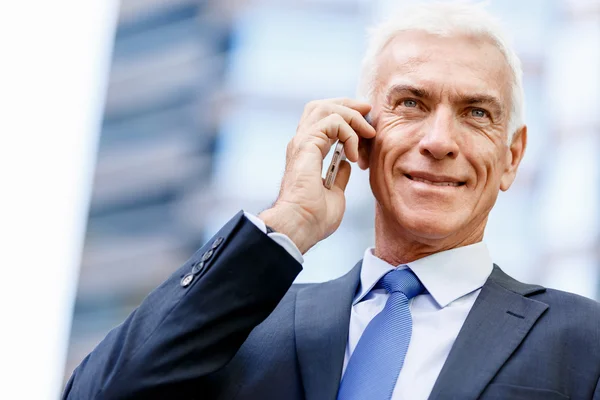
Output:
[375,30,511,105]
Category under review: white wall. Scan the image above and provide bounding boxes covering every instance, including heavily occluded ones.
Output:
[0,1,118,398]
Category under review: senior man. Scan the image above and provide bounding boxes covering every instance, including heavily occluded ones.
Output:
[64,3,600,400]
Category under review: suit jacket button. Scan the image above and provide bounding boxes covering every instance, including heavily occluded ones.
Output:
[212,236,224,249]
[181,274,194,287]
[192,261,204,274]
[202,249,214,262]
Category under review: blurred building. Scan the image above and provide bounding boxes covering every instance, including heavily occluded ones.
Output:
[65,0,600,380]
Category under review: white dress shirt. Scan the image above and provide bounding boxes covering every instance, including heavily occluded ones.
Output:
[243,213,493,399]
[343,245,493,400]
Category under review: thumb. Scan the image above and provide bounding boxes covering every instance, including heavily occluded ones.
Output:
[333,160,351,192]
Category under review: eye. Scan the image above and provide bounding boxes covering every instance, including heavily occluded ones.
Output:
[402,99,418,108]
[470,108,488,118]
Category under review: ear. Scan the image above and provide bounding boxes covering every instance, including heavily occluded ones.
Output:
[358,137,372,170]
[500,125,527,191]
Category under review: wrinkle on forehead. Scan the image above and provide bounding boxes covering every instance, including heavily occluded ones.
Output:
[373,31,512,110]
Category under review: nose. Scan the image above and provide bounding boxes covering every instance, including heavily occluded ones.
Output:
[418,108,460,160]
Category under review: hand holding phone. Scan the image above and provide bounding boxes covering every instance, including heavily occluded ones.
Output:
[259,100,375,254]
[324,114,371,189]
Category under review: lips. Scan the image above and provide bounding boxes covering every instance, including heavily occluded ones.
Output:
[405,173,465,187]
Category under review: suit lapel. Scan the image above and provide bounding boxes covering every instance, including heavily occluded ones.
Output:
[295,261,362,400]
[428,265,548,399]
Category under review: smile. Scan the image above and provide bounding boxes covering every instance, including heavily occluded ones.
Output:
[405,173,465,187]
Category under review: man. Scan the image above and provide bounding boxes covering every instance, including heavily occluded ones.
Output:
[64,2,600,400]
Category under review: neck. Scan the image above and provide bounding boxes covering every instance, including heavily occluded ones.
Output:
[373,207,486,266]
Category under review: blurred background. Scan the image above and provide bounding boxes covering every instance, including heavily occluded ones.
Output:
[63,0,600,384]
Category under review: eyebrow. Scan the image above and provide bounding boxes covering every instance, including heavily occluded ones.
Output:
[462,95,504,117]
[385,84,432,103]
[385,84,505,117]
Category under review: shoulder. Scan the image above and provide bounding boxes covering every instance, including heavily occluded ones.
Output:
[534,287,600,317]
[492,266,600,349]
[531,288,600,352]
[491,265,600,325]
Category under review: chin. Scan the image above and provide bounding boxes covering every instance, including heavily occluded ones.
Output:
[392,205,465,240]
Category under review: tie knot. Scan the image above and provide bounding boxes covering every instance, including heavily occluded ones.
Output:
[376,268,424,299]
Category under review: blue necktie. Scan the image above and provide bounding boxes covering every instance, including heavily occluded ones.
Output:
[337,268,425,400]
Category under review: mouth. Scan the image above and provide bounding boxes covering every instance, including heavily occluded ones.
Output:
[405,173,466,187]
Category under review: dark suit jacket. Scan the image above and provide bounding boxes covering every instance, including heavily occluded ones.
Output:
[64,212,600,400]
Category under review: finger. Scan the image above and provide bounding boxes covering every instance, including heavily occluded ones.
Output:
[316,114,359,162]
[328,97,372,115]
[308,104,376,140]
[301,98,372,125]
[333,160,351,192]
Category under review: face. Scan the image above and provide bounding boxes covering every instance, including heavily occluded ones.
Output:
[360,31,526,247]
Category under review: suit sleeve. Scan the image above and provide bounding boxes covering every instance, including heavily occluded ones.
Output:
[62,211,303,400]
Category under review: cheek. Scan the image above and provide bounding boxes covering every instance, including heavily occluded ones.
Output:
[464,139,505,192]
[368,138,391,200]
[369,123,419,201]
[370,123,417,173]
[373,116,421,156]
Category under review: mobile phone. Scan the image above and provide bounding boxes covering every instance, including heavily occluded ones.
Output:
[324,141,346,189]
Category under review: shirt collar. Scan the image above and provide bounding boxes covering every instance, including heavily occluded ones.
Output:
[354,242,493,308]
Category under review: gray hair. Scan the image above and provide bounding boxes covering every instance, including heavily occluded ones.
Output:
[357,1,525,142]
